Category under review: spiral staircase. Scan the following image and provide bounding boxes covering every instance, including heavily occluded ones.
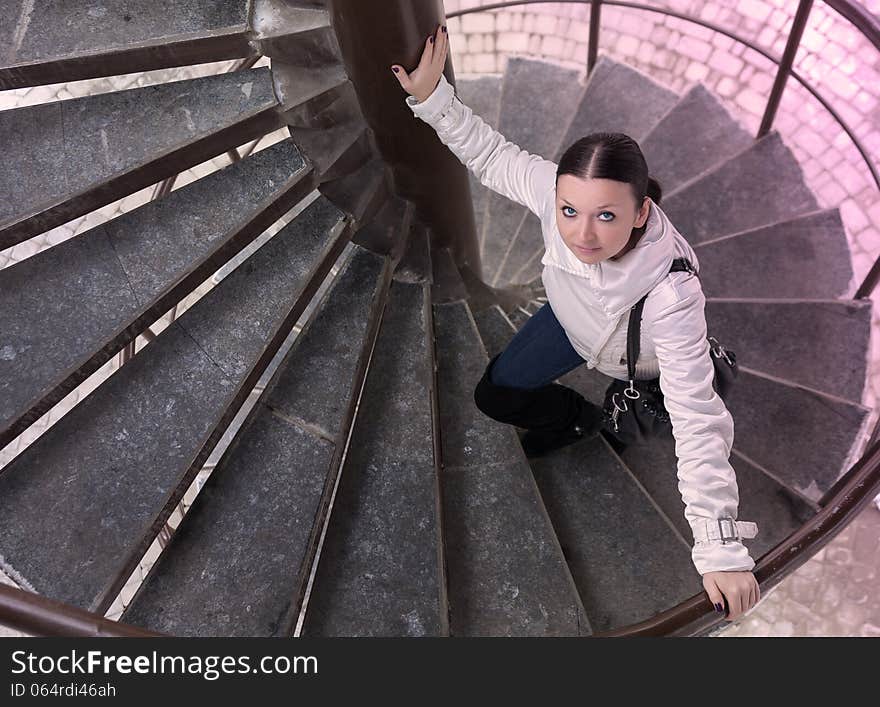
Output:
[0,2,874,637]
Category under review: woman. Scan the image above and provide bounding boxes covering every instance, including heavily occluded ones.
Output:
[392,24,760,624]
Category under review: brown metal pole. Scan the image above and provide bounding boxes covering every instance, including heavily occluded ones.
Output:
[758,0,813,139]
[326,0,483,278]
[588,0,602,76]
[0,584,164,637]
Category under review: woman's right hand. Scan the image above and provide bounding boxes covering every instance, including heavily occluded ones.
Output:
[390,23,449,103]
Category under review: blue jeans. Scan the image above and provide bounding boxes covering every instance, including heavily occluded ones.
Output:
[489,302,587,389]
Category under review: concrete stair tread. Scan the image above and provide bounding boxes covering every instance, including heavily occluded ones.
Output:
[662,131,820,246]
[434,301,589,636]
[483,57,582,285]
[558,54,680,152]
[641,82,754,194]
[0,0,254,89]
[0,195,348,611]
[471,305,516,360]
[705,299,871,403]
[493,210,544,287]
[121,246,388,636]
[529,434,703,632]
[456,75,503,254]
[0,67,283,248]
[695,209,853,300]
[0,139,309,448]
[724,369,870,503]
[301,279,446,636]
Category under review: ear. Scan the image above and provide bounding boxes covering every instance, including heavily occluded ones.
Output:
[635,196,651,228]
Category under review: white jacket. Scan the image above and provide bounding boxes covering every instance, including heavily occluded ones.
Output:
[406,74,758,576]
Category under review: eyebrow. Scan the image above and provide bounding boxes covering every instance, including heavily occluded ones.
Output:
[559,198,618,208]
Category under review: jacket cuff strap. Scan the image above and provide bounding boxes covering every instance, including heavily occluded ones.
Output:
[405,74,456,123]
[692,517,758,545]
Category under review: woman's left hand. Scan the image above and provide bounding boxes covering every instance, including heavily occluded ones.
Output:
[702,570,761,622]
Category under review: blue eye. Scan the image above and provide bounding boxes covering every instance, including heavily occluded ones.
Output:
[598,211,614,221]
[561,206,576,217]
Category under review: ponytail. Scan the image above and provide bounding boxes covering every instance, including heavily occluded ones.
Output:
[646,175,662,205]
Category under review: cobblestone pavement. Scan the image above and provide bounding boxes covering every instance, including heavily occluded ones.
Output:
[1,1,879,637]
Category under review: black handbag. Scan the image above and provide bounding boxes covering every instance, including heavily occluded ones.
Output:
[601,257,738,446]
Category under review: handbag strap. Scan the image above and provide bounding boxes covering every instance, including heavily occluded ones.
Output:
[625,257,698,388]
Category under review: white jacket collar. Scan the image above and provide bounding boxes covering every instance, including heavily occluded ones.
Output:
[541,199,698,319]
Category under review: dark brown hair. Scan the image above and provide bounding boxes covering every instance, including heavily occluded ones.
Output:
[556,132,662,209]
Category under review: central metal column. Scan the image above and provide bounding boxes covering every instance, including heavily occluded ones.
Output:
[326,0,482,278]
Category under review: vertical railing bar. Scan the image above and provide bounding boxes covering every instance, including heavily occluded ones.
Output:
[588,0,602,76]
[758,0,814,139]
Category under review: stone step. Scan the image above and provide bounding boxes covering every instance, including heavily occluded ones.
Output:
[456,75,503,260]
[1,67,284,249]
[493,209,544,287]
[0,139,311,450]
[529,434,702,632]
[559,365,820,561]
[471,305,516,360]
[482,57,582,286]
[705,299,871,403]
[433,301,589,636]
[661,131,819,246]
[121,246,389,636]
[493,54,681,287]
[723,370,870,504]
[641,83,754,195]
[300,279,447,636]
[0,1,254,89]
[694,209,853,300]
[506,306,532,332]
[0,195,350,613]
[558,54,680,154]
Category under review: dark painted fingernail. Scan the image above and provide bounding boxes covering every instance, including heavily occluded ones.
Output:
[391,66,399,73]
[442,25,447,33]
[714,602,724,613]
[430,36,434,43]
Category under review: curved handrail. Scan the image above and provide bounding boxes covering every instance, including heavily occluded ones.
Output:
[448,0,880,296]
[0,583,165,637]
[450,0,880,636]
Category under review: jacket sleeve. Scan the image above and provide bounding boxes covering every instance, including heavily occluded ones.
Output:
[405,73,557,219]
[651,278,758,576]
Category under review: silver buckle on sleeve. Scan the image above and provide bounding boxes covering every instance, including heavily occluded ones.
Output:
[717,516,739,545]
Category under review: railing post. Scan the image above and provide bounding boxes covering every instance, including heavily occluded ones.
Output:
[588,0,602,76]
[327,0,483,278]
[758,0,814,139]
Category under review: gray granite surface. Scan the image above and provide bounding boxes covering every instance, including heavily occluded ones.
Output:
[0,68,277,229]
[301,281,444,636]
[641,83,753,194]
[724,371,869,502]
[558,55,679,153]
[696,209,853,300]
[472,305,515,360]
[121,248,386,636]
[530,435,703,633]
[433,301,588,635]
[456,75,503,251]
[706,299,871,402]
[662,131,819,245]
[2,1,249,65]
[0,139,305,438]
[0,194,343,610]
[482,58,581,283]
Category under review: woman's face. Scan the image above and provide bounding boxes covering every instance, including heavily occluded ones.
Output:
[554,175,651,264]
